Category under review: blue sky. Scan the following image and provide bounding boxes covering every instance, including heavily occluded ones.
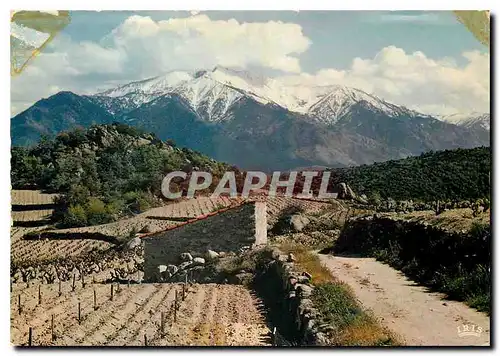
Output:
[62,10,484,70]
[11,10,489,116]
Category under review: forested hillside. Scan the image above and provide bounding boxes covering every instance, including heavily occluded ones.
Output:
[328,147,491,202]
[11,123,232,227]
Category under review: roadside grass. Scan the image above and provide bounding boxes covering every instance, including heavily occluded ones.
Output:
[336,218,491,315]
[279,243,333,284]
[278,243,401,346]
[433,264,491,314]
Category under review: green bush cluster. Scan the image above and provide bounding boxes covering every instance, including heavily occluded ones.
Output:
[11,123,230,227]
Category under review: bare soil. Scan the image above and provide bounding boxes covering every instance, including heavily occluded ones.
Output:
[318,253,490,346]
[10,282,271,346]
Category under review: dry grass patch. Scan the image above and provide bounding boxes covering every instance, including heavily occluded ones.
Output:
[278,243,333,285]
[277,243,401,346]
[335,313,397,346]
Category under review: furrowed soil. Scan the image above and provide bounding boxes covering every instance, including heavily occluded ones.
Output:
[10,282,271,346]
[11,190,331,265]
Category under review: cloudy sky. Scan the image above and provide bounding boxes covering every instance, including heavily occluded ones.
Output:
[11,10,489,116]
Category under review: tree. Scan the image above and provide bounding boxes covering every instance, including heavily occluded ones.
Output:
[368,191,382,208]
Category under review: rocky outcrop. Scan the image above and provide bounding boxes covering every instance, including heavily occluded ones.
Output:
[206,250,220,260]
[289,214,310,232]
[179,253,193,262]
[125,237,142,250]
[334,182,356,200]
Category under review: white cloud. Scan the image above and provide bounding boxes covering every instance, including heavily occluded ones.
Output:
[278,45,490,115]
[11,15,489,118]
[11,14,311,115]
[107,14,310,75]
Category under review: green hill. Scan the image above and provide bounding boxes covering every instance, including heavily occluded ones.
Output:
[11,123,232,227]
[328,147,491,202]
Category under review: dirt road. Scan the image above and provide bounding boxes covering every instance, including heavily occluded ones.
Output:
[318,254,490,346]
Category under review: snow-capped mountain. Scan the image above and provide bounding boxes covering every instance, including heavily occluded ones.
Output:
[94,68,270,122]
[437,112,490,131]
[91,66,422,125]
[306,85,422,125]
[12,66,490,170]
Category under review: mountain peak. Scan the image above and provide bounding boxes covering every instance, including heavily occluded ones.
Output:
[322,85,372,101]
[305,85,419,125]
[437,112,490,130]
[209,66,268,88]
[193,69,208,78]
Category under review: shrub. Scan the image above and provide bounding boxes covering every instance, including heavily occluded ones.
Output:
[62,204,88,227]
[123,191,153,214]
[367,191,382,208]
[105,197,125,216]
[86,197,114,225]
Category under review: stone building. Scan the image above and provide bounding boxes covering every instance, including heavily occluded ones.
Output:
[141,201,267,282]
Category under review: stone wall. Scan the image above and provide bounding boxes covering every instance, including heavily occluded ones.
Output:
[143,202,267,282]
[332,215,490,304]
[256,248,328,346]
[334,215,490,270]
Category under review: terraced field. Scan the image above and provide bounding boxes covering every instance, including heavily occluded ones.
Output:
[11,189,335,265]
[264,196,331,217]
[11,237,113,265]
[11,190,113,264]
[10,191,341,347]
[11,190,57,244]
[11,190,58,206]
[10,282,271,346]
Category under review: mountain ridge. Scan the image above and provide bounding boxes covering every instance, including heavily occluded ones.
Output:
[437,112,490,131]
[90,67,488,127]
[11,67,490,170]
